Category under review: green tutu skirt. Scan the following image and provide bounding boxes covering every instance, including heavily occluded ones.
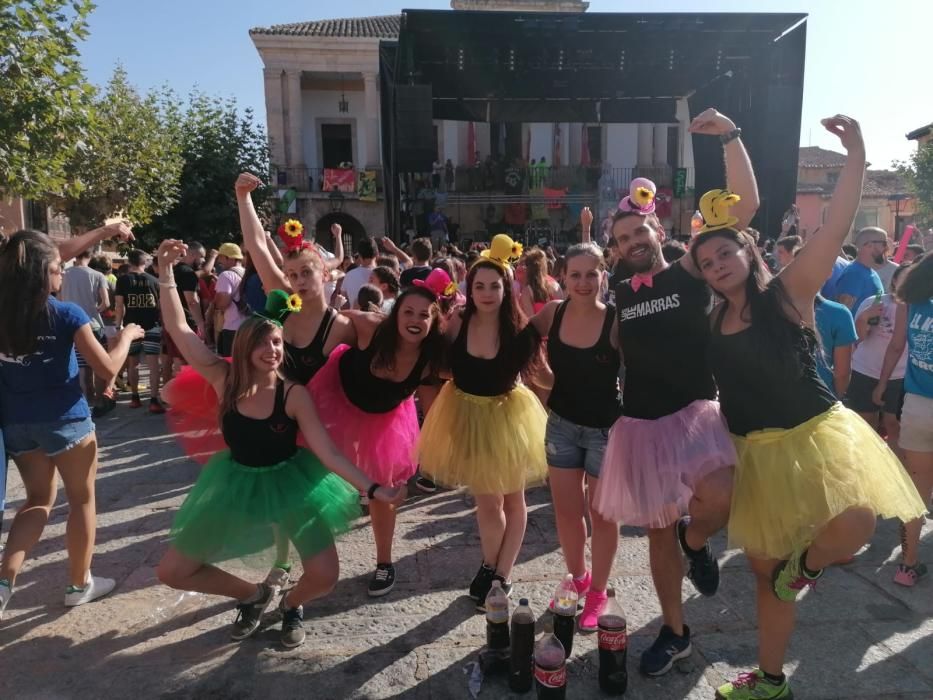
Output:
[170,447,360,567]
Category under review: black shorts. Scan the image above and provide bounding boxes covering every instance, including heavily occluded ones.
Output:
[844,370,904,415]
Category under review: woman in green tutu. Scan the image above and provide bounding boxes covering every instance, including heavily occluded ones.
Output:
[153,240,402,649]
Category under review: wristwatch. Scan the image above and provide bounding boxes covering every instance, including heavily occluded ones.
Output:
[720,128,742,145]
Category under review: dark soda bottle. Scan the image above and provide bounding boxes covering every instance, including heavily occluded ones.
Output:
[485,579,510,651]
[534,625,567,699]
[551,574,577,658]
[509,598,535,693]
[597,587,628,695]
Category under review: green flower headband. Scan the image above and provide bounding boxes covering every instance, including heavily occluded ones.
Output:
[253,289,302,326]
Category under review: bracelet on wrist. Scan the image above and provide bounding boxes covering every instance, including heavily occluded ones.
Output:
[720,127,742,145]
[159,280,177,288]
[367,482,381,500]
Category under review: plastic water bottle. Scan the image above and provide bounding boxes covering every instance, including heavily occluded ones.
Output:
[691,209,704,236]
[485,580,510,651]
[509,598,535,693]
[551,574,578,658]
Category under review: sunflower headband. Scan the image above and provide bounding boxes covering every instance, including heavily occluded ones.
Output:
[276,217,328,267]
[618,177,657,215]
[254,289,302,327]
[477,233,523,269]
[695,189,741,236]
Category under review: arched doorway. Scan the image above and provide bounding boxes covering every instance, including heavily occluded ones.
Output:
[315,212,365,255]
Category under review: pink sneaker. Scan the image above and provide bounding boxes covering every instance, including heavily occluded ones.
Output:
[893,563,927,587]
[577,589,608,632]
[549,570,591,610]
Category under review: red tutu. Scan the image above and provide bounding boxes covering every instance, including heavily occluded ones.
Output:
[164,365,227,465]
[309,344,419,487]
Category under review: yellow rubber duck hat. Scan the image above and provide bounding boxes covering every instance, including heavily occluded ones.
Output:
[480,234,523,267]
[696,189,741,235]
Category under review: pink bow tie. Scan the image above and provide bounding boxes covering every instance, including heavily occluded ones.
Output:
[631,273,655,293]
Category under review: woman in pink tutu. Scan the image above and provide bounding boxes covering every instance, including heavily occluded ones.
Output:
[310,277,448,596]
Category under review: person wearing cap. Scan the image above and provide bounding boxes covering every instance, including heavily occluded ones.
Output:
[214,243,247,357]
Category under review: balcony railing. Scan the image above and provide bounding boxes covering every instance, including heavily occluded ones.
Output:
[273,167,385,196]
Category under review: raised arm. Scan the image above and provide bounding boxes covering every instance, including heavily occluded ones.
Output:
[288,388,402,503]
[781,116,866,303]
[75,322,143,384]
[235,173,291,294]
[58,222,135,264]
[264,232,284,268]
[322,223,344,271]
[581,207,594,244]
[156,239,228,386]
[379,236,413,268]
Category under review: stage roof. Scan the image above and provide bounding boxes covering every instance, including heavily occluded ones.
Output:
[397,9,806,123]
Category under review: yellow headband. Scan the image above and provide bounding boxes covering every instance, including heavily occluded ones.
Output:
[478,234,523,268]
[697,189,741,235]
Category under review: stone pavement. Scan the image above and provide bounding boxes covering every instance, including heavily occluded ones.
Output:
[0,407,931,700]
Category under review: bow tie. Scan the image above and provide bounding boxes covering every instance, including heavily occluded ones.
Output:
[631,273,655,293]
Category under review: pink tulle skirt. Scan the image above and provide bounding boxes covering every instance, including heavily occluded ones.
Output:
[593,400,736,528]
[308,344,419,487]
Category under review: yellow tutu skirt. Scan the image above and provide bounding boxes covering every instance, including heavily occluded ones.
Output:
[729,403,926,560]
[418,382,548,495]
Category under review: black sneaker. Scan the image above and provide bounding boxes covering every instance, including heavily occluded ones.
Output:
[677,516,720,597]
[92,397,116,419]
[468,562,497,602]
[639,624,692,676]
[280,602,305,648]
[229,583,275,641]
[476,574,513,613]
[415,475,438,494]
[368,563,396,597]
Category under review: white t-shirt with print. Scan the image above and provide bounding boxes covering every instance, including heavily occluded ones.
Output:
[852,294,907,379]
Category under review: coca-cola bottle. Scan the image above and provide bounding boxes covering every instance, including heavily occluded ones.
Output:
[597,587,628,695]
[509,598,535,693]
[551,574,578,658]
[485,579,510,651]
[534,624,567,699]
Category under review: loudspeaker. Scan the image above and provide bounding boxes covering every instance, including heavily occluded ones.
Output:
[396,85,435,172]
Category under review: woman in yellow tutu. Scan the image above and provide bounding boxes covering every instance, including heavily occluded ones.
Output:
[690,116,926,700]
[418,234,548,609]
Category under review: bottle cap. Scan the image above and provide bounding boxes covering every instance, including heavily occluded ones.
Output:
[519,598,529,606]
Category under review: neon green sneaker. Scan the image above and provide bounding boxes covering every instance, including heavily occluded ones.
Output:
[716,670,793,699]
[772,554,821,603]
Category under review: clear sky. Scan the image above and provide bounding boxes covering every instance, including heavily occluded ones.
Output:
[79,0,932,169]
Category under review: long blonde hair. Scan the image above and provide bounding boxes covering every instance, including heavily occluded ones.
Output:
[218,316,281,420]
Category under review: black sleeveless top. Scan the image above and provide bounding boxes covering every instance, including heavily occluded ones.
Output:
[708,304,836,436]
[548,301,622,428]
[222,380,299,466]
[282,307,337,384]
[338,344,430,413]
[615,262,716,419]
[450,317,540,397]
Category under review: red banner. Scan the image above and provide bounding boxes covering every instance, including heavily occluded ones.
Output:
[323,168,356,193]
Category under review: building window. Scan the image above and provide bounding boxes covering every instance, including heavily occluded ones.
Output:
[321,124,353,168]
[586,126,602,164]
[826,171,839,185]
[854,207,879,230]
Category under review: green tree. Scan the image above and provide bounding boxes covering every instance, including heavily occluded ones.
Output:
[0,0,96,199]
[48,66,184,229]
[897,143,933,228]
[135,92,272,250]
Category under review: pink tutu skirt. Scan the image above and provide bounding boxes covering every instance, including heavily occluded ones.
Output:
[593,400,736,528]
[309,344,419,487]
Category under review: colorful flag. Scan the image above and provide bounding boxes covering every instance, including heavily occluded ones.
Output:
[358,171,377,202]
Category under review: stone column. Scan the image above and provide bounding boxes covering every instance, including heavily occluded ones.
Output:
[363,72,380,168]
[653,124,669,166]
[263,68,287,168]
[285,70,305,173]
[636,123,654,166]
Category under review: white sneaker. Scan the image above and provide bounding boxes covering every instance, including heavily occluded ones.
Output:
[0,580,12,620]
[64,573,116,607]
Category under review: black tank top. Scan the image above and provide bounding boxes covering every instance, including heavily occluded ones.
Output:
[709,303,836,436]
[547,301,622,428]
[222,380,299,466]
[450,317,540,397]
[615,262,716,419]
[282,307,337,384]
[338,344,430,413]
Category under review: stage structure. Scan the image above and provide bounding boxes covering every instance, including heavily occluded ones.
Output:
[381,9,807,239]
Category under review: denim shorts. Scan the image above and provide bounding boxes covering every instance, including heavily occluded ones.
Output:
[3,417,95,457]
[545,412,610,478]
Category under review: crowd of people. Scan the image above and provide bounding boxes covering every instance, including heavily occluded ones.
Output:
[0,108,931,700]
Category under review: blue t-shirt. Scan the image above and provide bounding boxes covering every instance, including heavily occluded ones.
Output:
[0,298,91,424]
[814,297,858,396]
[834,260,883,313]
[820,256,850,300]
[905,299,933,399]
